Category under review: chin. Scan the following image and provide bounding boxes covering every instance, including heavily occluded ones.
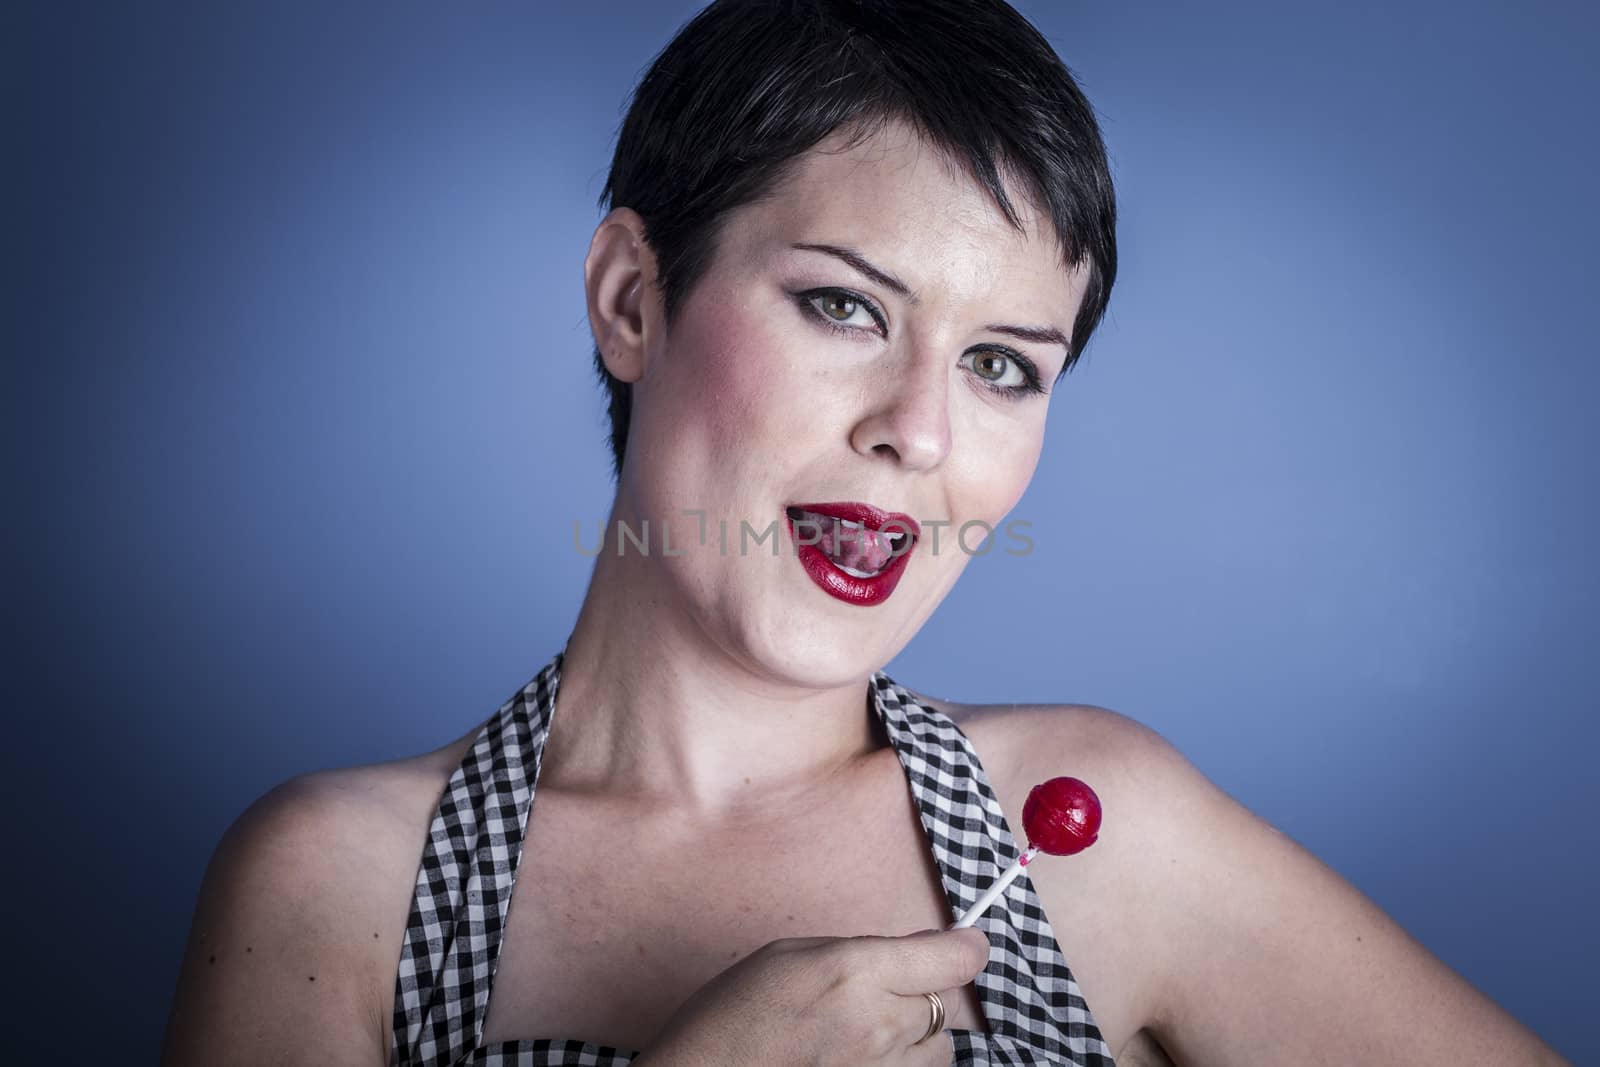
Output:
[721,600,901,690]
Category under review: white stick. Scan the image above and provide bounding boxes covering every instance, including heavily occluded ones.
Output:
[950,845,1040,929]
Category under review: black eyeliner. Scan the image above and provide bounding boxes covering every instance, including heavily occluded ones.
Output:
[793,286,887,335]
[792,286,1048,400]
[971,344,1048,400]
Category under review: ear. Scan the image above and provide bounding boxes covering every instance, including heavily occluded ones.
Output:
[583,207,659,385]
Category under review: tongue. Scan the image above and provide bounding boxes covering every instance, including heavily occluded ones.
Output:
[797,510,895,573]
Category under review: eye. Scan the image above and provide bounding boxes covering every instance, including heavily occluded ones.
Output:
[963,346,1046,399]
[970,349,1021,386]
[795,287,886,335]
[816,292,865,324]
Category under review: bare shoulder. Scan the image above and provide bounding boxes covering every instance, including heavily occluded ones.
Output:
[915,691,1171,821]
[915,692,1175,915]
[919,692,1570,1066]
[161,724,484,1066]
[905,692,1172,1057]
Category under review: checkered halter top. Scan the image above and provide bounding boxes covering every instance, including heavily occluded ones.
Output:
[390,651,1116,1066]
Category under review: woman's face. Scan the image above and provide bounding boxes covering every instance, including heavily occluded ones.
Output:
[615,119,1092,687]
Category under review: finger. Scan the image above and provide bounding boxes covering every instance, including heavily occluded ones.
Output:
[894,989,946,1050]
[891,986,971,1060]
[755,934,836,961]
[868,928,991,995]
[928,981,980,1033]
[894,987,966,1033]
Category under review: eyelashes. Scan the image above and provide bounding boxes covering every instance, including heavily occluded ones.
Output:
[791,286,1048,400]
[800,287,888,335]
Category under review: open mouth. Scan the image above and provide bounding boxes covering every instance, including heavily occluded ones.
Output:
[783,502,920,606]
[785,506,914,577]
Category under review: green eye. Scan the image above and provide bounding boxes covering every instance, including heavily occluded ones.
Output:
[962,346,1046,399]
[819,293,858,320]
[973,351,1009,381]
[797,287,884,334]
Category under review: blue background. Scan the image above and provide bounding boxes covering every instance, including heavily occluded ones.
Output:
[12,2,1595,1061]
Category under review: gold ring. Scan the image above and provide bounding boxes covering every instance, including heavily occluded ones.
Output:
[915,990,945,1044]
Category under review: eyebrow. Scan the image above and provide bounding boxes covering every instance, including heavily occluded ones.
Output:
[791,242,918,303]
[985,322,1071,349]
[789,240,1071,355]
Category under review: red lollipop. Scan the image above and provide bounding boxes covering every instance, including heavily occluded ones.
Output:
[1022,776,1102,856]
[951,774,1102,929]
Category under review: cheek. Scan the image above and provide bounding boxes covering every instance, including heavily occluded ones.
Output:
[1003,430,1047,510]
[698,330,775,446]
[668,304,819,451]
[630,308,805,516]
[951,415,1047,523]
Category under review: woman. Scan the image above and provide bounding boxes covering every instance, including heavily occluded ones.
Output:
[162,1,1569,1064]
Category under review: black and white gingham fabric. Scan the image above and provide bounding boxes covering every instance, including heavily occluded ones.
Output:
[391,651,1117,1066]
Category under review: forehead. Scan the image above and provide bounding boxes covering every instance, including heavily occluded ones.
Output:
[720,119,1085,310]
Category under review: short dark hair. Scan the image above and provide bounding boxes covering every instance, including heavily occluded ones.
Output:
[594,0,1118,480]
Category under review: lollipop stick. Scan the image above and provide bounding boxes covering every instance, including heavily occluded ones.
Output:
[950,845,1041,929]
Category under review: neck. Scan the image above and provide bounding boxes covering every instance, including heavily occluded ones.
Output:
[542,496,886,820]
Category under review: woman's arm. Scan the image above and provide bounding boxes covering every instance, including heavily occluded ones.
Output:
[1032,710,1570,1066]
[160,775,391,1066]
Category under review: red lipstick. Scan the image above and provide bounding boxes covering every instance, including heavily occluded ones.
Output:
[784,501,919,607]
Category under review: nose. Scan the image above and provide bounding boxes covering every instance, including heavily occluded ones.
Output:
[848,351,953,471]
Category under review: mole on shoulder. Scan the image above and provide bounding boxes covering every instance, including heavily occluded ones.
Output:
[208,955,215,964]
[308,976,316,982]
[374,932,380,939]
[246,946,252,953]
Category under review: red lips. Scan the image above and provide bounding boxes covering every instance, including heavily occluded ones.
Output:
[784,501,920,607]
[787,501,921,541]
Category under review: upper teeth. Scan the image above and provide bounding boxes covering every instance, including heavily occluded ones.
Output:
[787,508,913,544]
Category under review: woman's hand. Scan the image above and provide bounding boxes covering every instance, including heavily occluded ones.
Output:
[635,927,991,1066]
